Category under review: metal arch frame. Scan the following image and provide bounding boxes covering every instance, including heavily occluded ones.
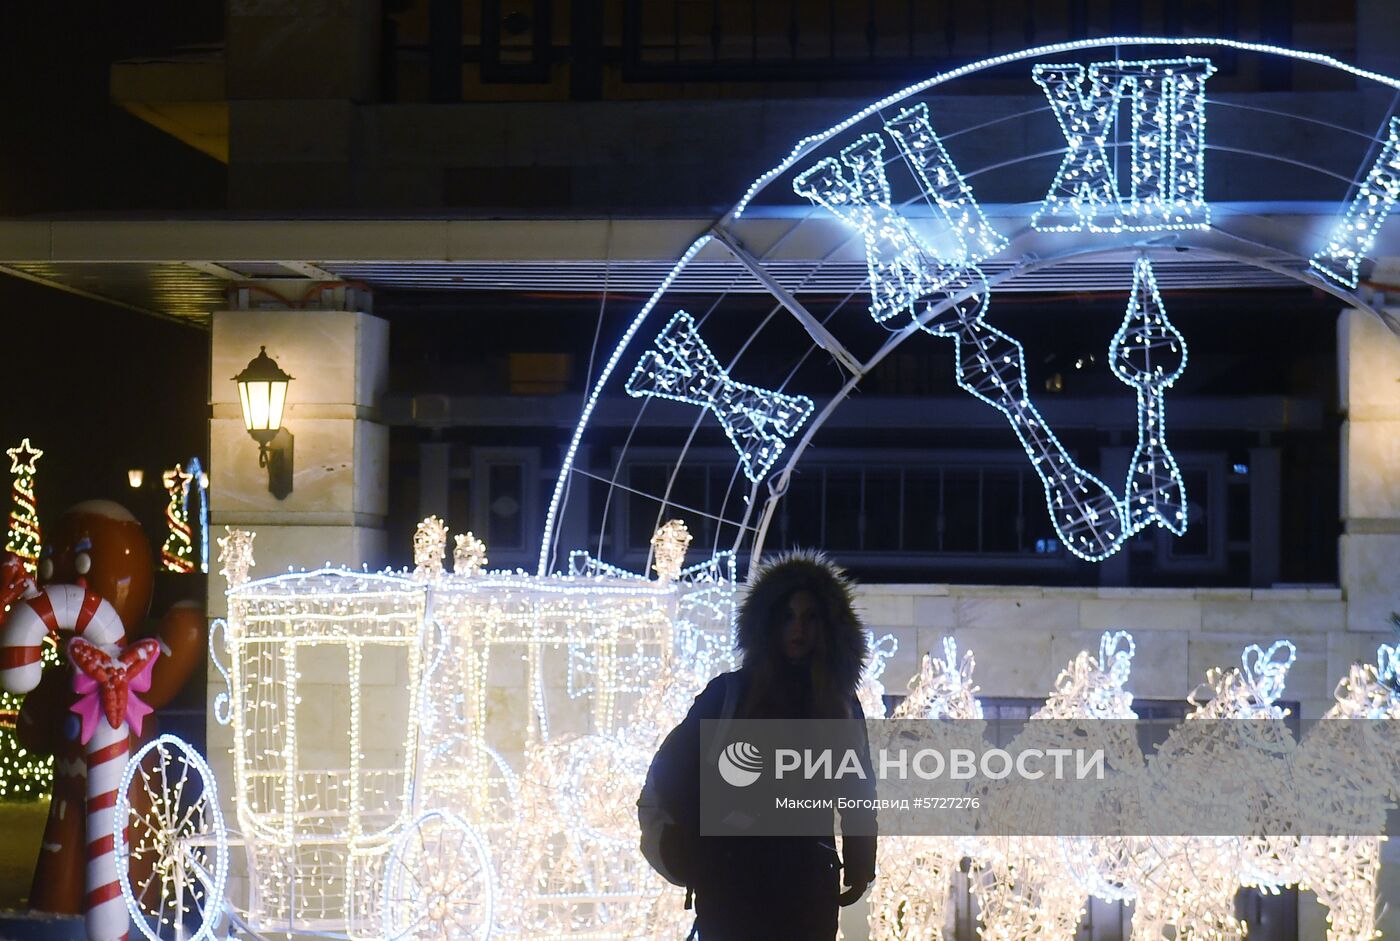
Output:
[538,36,1400,577]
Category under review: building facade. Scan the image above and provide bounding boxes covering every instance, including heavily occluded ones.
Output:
[4,5,1400,938]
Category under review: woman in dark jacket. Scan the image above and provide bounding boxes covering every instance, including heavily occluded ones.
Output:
[649,550,878,940]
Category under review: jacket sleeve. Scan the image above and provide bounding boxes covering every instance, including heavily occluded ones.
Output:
[838,695,878,883]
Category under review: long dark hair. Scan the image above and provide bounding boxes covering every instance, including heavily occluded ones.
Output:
[734,552,868,720]
[739,588,853,720]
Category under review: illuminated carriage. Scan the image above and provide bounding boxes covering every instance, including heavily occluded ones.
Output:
[114,523,735,941]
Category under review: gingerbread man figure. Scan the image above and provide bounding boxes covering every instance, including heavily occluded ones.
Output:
[0,500,205,926]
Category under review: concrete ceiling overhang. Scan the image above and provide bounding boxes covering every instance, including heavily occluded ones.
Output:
[110,50,228,164]
[0,204,1377,328]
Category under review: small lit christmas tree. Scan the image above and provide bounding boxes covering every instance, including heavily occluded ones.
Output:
[5,438,42,576]
[0,441,52,798]
[161,463,196,573]
[0,641,57,801]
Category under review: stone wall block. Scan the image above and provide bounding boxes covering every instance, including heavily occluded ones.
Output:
[955,596,1081,633]
[1201,600,1345,635]
[912,595,957,632]
[947,627,1056,698]
[853,590,914,627]
[1341,533,1400,632]
[1050,630,1189,701]
[1080,598,1202,633]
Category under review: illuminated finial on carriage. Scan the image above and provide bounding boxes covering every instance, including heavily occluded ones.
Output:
[650,519,691,583]
[413,516,449,580]
[217,527,255,588]
[453,531,488,577]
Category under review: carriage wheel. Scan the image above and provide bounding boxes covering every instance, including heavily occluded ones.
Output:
[422,734,518,826]
[115,734,230,941]
[383,811,495,940]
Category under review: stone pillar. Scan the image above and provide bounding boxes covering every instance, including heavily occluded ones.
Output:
[208,307,390,592]
[1333,308,1400,941]
[205,307,390,758]
[1338,308,1400,634]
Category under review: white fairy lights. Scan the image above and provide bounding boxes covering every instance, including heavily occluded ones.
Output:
[180,531,1400,941]
[624,311,815,482]
[412,515,449,580]
[1312,116,1400,288]
[216,526,255,589]
[884,102,1009,263]
[453,531,487,576]
[864,634,1400,941]
[735,37,1400,221]
[540,41,1400,575]
[222,564,430,938]
[194,519,741,940]
[1031,58,1215,232]
[538,234,712,576]
[114,735,229,941]
[649,519,691,582]
[792,108,1128,561]
[1111,258,1188,537]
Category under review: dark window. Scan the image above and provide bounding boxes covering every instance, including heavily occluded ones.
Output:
[487,462,525,549]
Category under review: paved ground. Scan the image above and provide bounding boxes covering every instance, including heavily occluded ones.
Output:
[0,800,46,911]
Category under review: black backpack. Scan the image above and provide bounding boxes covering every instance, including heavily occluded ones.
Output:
[637,672,742,886]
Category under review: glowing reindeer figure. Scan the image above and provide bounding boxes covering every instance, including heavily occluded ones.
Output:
[867,638,985,940]
[1285,642,1400,941]
[857,631,900,720]
[972,632,1144,941]
[1126,640,1297,941]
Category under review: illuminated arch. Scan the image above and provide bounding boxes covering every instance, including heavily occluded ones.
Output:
[539,37,1400,576]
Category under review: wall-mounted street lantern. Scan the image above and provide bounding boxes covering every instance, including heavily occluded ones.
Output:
[127,469,144,488]
[233,346,294,500]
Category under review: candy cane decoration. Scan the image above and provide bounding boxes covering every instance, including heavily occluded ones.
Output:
[68,635,160,941]
[0,577,152,941]
[0,584,123,694]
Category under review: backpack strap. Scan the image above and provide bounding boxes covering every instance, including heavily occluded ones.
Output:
[720,669,742,720]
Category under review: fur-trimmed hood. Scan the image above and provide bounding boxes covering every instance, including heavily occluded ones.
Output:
[736,550,868,699]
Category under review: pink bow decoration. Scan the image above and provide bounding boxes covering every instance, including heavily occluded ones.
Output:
[67,638,161,744]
